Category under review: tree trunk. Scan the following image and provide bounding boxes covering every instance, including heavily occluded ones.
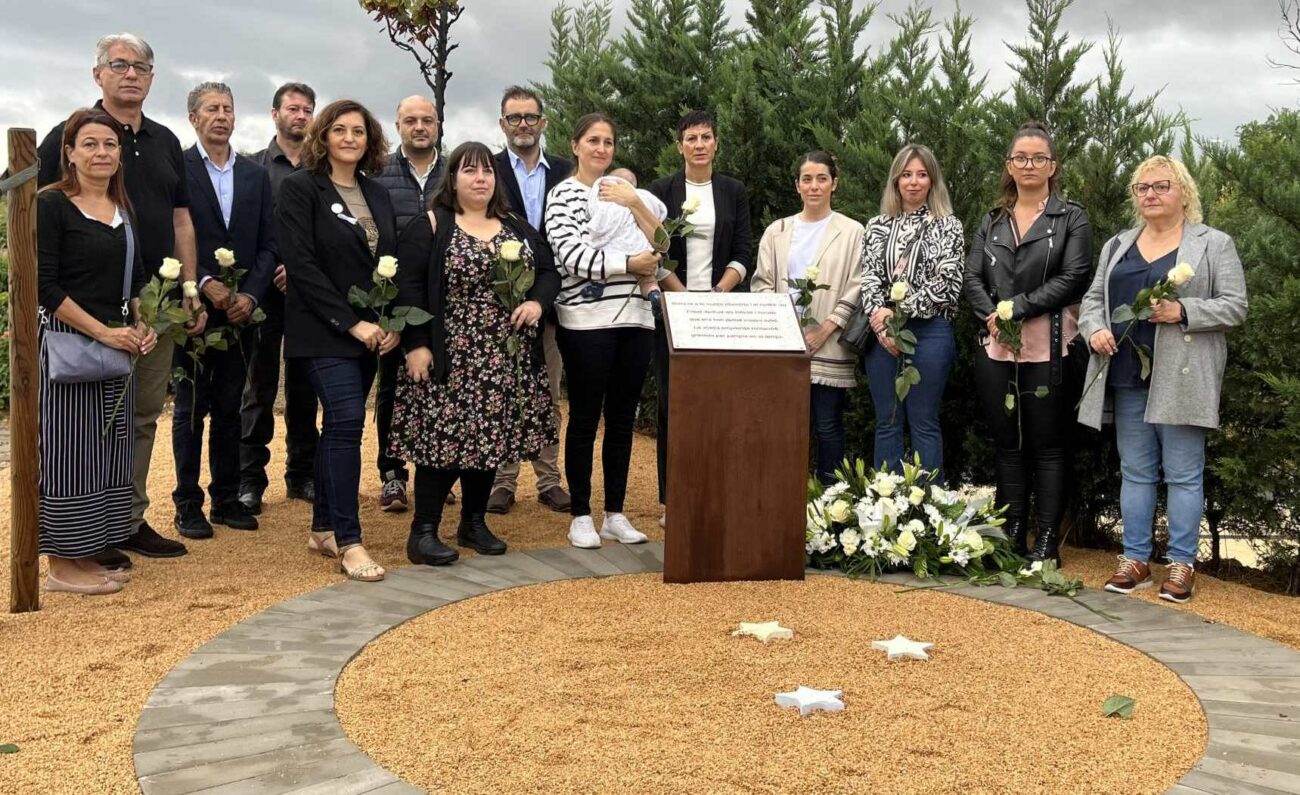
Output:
[434,6,452,152]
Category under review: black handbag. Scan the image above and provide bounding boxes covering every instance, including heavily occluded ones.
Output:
[43,211,135,384]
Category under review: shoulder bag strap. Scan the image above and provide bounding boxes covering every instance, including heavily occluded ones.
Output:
[121,210,135,320]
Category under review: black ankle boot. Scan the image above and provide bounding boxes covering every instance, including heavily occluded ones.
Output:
[406,521,458,566]
[1027,526,1062,565]
[457,514,507,555]
[1004,517,1029,556]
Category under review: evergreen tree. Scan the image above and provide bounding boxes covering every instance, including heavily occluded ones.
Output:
[534,0,619,155]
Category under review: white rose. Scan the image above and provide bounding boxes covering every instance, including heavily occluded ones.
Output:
[890,281,908,302]
[214,248,236,268]
[908,486,926,506]
[376,255,399,279]
[182,280,199,299]
[681,196,702,215]
[499,240,524,262]
[159,257,182,281]
[905,519,925,537]
[1168,262,1195,287]
[805,264,820,282]
[958,528,984,551]
[996,300,1015,321]
[829,499,852,524]
[896,528,917,552]
[871,475,896,498]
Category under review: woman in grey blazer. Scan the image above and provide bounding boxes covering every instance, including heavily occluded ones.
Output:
[1077,155,1247,604]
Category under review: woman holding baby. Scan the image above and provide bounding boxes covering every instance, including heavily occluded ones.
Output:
[544,112,662,550]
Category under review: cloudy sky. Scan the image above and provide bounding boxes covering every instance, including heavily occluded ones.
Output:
[0,0,1296,167]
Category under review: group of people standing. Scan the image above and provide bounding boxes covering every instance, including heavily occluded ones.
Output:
[35,33,1247,606]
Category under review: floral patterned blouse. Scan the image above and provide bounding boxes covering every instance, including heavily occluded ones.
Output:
[860,206,965,320]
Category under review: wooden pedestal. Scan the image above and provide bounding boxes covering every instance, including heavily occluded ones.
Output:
[662,323,810,583]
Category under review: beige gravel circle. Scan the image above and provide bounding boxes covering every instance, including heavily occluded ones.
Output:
[336,573,1206,794]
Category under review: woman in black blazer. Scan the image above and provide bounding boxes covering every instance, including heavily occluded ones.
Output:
[647,110,753,523]
[391,141,561,566]
[277,99,398,582]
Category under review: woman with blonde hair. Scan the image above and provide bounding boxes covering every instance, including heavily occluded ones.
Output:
[860,144,964,480]
[1080,155,1247,604]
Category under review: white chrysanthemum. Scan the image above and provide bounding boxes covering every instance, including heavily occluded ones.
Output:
[840,528,862,557]
[823,482,850,499]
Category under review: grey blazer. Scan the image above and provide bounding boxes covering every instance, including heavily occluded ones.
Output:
[1077,223,1248,430]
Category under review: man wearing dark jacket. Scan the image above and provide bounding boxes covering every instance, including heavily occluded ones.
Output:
[173,82,275,539]
[370,95,446,511]
[487,86,574,515]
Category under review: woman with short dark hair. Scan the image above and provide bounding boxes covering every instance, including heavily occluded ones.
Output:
[963,121,1093,563]
[38,108,154,594]
[277,99,398,581]
[544,113,662,549]
[390,141,560,565]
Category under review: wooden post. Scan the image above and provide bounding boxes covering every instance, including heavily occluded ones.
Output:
[8,128,40,613]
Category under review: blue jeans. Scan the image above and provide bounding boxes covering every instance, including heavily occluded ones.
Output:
[1113,387,1205,566]
[864,317,955,481]
[810,384,847,485]
[305,356,378,548]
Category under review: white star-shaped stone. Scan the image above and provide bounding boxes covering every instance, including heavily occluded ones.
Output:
[871,635,933,661]
[731,621,794,643]
[775,686,844,716]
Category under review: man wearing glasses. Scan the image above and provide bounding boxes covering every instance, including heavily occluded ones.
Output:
[487,85,573,515]
[38,32,203,567]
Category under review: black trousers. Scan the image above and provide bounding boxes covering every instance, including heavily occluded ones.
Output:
[173,334,247,508]
[652,318,670,504]
[557,325,654,517]
[239,295,319,491]
[973,351,1081,534]
[413,466,492,526]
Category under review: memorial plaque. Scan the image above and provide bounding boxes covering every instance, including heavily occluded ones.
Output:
[662,292,806,353]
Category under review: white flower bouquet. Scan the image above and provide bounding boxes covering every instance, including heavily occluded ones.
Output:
[805,456,1020,580]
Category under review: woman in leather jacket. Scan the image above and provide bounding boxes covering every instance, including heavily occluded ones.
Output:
[962,121,1093,563]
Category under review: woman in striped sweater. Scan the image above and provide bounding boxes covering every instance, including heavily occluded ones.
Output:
[544,113,662,549]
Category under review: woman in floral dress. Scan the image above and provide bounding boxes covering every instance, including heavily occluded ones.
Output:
[391,141,560,566]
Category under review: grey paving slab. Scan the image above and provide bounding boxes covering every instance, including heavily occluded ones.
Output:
[137,737,362,795]
[137,695,337,732]
[456,550,571,582]
[135,722,349,777]
[593,541,654,574]
[134,544,1300,795]
[134,710,339,754]
[146,680,336,709]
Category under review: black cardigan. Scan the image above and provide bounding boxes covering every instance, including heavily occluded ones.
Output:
[277,170,398,359]
[647,171,753,289]
[396,207,561,383]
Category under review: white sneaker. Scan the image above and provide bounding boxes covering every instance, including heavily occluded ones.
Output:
[568,516,601,549]
[600,513,648,544]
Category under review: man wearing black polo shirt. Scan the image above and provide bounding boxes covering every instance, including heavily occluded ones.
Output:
[38,32,203,566]
[238,82,321,514]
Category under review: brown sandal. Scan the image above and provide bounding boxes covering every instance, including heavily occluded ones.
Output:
[307,530,339,559]
[337,544,385,582]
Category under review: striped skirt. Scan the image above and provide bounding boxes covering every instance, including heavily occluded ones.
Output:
[38,317,135,558]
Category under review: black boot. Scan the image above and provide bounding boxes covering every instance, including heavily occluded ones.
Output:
[406,521,458,566]
[1004,516,1029,557]
[1027,525,1062,565]
[457,514,507,555]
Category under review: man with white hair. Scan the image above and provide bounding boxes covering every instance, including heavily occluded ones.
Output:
[38,32,203,566]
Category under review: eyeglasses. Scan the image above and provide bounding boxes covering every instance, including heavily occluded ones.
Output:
[105,59,154,76]
[1007,154,1053,169]
[503,113,543,127]
[1130,180,1173,196]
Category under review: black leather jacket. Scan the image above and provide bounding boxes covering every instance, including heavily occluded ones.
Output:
[963,194,1093,321]
[963,194,1093,383]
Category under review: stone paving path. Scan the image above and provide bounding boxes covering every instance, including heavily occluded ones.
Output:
[134,543,1300,795]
